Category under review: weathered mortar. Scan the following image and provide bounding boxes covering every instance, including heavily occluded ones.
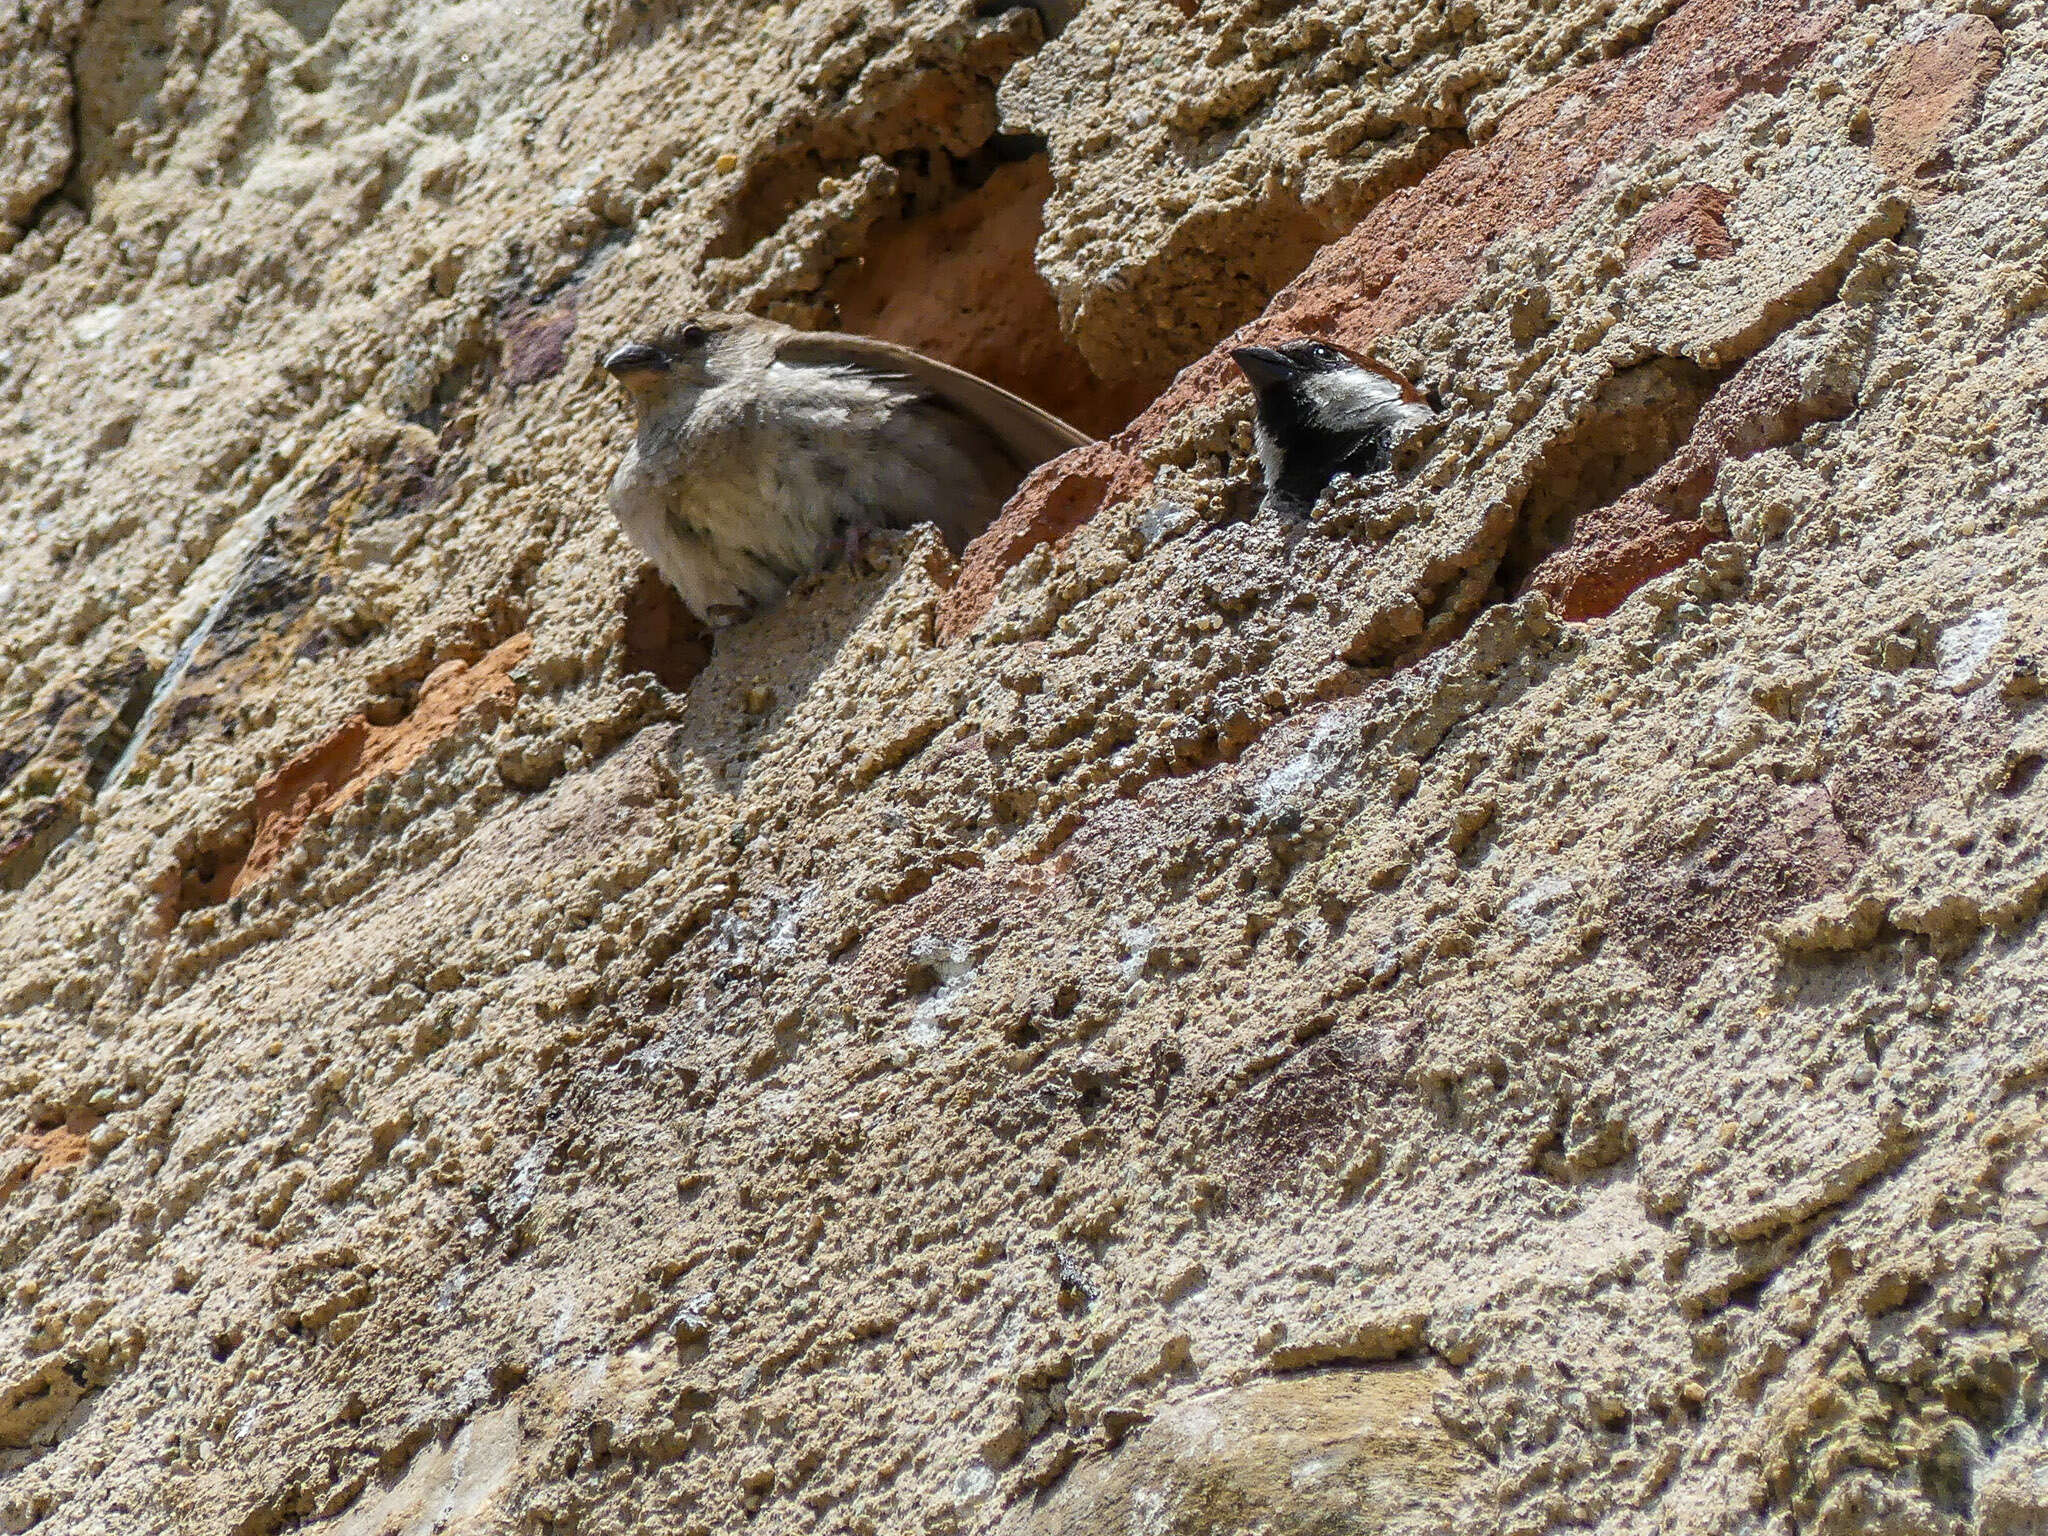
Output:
[1,0,2046,1533]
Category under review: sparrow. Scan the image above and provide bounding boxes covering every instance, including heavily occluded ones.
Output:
[1229,340,1439,518]
[602,314,1089,626]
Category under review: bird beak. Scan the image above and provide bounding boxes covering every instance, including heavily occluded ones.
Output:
[1229,346,1295,387]
[603,342,670,378]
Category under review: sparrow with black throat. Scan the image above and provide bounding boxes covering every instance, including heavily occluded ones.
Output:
[1230,340,1438,518]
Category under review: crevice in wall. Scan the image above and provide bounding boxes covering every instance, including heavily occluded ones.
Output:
[700,15,1163,437]
[619,566,712,694]
[0,197,86,298]
[991,271,1865,883]
[143,391,547,917]
[0,0,86,246]
[820,150,1163,437]
[1490,356,1726,605]
[699,10,1041,293]
[269,0,345,45]
[1264,1332,1431,1376]
[22,78,81,243]
[130,401,502,784]
[0,1346,131,1472]
[1343,287,1878,698]
[1507,309,1870,623]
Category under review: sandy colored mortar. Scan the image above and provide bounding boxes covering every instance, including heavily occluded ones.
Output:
[1,0,2046,1533]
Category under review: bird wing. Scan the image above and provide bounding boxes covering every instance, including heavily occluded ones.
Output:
[773,330,1091,470]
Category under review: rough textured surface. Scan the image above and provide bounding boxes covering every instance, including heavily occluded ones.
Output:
[1,0,2047,1533]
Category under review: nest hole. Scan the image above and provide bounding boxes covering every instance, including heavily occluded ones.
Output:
[621,567,713,693]
[820,151,1164,438]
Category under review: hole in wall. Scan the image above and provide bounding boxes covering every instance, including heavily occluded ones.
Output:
[1489,300,1870,624]
[702,15,1047,271]
[821,150,1164,437]
[705,152,837,263]
[976,0,1082,35]
[1051,114,1463,388]
[620,566,712,694]
[700,25,1164,438]
[1491,356,1722,602]
[147,397,517,764]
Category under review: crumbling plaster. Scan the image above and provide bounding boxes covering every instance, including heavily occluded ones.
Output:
[0,0,2046,1533]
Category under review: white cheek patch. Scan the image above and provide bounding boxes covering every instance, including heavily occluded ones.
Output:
[1306,368,1409,431]
[1308,370,1441,464]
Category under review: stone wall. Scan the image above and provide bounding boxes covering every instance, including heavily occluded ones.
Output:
[1,0,2045,1531]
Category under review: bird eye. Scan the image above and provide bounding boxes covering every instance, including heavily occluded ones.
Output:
[1310,343,1341,363]
[679,324,708,349]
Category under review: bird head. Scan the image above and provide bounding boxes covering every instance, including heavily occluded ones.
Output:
[1229,339,1361,389]
[1228,337,1441,511]
[1231,339,1440,398]
[1230,339,1436,431]
[602,314,774,409]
